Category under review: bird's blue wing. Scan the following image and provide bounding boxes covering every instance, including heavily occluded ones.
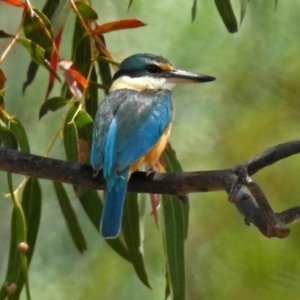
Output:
[90,90,129,171]
[114,89,173,172]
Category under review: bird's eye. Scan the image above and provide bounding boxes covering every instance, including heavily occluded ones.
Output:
[146,65,161,74]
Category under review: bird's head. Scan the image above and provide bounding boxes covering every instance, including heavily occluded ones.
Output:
[110,53,215,92]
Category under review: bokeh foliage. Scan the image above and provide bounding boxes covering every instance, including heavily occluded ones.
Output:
[1,0,300,300]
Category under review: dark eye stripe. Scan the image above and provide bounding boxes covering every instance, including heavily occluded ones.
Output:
[146,65,161,74]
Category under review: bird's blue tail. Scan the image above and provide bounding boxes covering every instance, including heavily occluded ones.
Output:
[100,171,129,239]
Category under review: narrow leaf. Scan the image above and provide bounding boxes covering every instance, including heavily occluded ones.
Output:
[92,19,146,35]
[53,181,87,253]
[0,69,6,120]
[19,37,60,94]
[22,62,39,95]
[22,0,61,94]
[161,146,189,300]
[74,109,93,163]
[63,103,80,162]
[1,173,28,300]
[39,96,69,119]
[46,28,63,99]
[0,0,26,7]
[0,121,18,149]
[96,36,113,96]
[42,0,60,21]
[63,119,78,163]
[21,177,42,263]
[191,0,197,22]
[17,37,46,65]
[123,192,151,288]
[72,17,91,76]
[50,0,71,37]
[127,0,133,11]
[23,8,53,59]
[0,30,14,38]
[86,64,99,117]
[214,0,238,33]
[240,0,247,24]
[78,189,131,262]
[162,195,186,300]
[9,178,42,300]
[75,1,98,20]
[1,207,26,299]
[162,146,189,237]
[8,117,30,153]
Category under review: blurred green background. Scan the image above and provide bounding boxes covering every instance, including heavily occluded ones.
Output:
[1,1,300,299]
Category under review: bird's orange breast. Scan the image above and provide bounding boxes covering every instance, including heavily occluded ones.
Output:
[129,124,172,174]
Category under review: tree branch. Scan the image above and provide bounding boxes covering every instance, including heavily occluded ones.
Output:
[1,138,300,239]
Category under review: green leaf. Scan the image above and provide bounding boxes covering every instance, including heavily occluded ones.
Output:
[1,207,27,300]
[17,37,60,88]
[78,189,101,229]
[240,0,247,24]
[21,178,42,263]
[162,195,186,300]
[74,109,93,162]
[8,178,42,300]
[64,103,80,163]
[43,0,61,19]
[86,64,99,118]
[74,110,93,138]
[97,36,113,96]
[17,37,46,65]
[8,118,30,153]
[78,189,131,262]
[162,147,189,237]
[22,0,59,93]
[161,147,189,300]
[1,173,28,300]
[0,121,18,150]
[75,2,98,20]
[0,30,14,38]
[191,0,197,22]
[50,0,71,37]
[122,192,151,288]
[39,96,69,119]
[23,8,53,59]
[214,0,238,33]
[128,0,133,11]
[64,121,78,163]
[72,17,91,77]
[53,181,87,253]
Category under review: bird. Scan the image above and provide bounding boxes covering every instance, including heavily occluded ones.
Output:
[91,53,215,239]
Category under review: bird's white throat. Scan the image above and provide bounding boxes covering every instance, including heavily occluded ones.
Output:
[110,76,176,92]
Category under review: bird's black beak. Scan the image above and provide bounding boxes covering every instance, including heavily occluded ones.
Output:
[165,69,216,84]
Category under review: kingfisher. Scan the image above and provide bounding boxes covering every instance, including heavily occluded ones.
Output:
[91,53,215,239]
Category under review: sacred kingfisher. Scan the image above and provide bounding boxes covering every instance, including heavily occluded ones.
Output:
[91,53,215,239]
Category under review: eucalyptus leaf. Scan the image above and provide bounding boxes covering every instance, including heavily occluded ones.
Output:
[8,118,30,153]
[0,121,18,150]
[122,192,151,288]
[54,181,87,253]
[75,2,98,20]
[39,97,69,119]
[214,0,238,33]
[161,147,189,300]
[78,189,131,262]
